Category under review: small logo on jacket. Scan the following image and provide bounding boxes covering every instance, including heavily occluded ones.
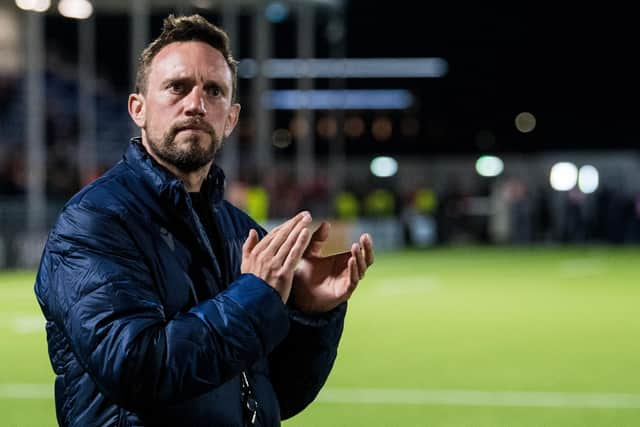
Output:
[159,227,175,251]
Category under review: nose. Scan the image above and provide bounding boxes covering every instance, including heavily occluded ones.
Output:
[184,86,206,116]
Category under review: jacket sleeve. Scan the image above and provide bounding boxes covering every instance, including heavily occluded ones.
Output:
[268,300,347,420]
[35,201,290,411]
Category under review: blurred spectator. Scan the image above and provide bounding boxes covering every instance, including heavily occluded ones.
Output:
[334,189,360,220]
[626,192,640,243]
[489,178,511,243]
[246,184,270,223]
[0,149,25,196]
[532,187,552,242]
[414,187,438,216]
[507,177,533,244]
[226,181,248,211]
[267,170,302,218]
[228,171,270,222]
[595,186,627,243]
[363,188,395,218]
[563,187,591,243]
[300,172,330,218]
[401,185,438,247]
[489,176,533,244]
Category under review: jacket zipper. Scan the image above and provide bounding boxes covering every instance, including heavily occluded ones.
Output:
[241,371,258,426]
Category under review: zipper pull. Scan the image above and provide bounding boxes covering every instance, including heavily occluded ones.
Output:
[241,372,258,426]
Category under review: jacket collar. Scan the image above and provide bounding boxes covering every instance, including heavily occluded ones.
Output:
[124,137,226,206]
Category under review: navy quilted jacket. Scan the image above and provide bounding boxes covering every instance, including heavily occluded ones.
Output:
[34,140,346,427]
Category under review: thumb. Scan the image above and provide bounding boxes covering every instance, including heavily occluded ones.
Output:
[243,229,259,258]
[305,221,331,257]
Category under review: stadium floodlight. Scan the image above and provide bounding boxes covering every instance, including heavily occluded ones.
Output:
[265,1,289,23]
[15,0,50,12]
[578,165,599,194]
[475,155,504,177]
[370,156,398,178]
[239,58,448,79]
[550,162,578,191]
[262,89,413,110]
[58,0,93,19]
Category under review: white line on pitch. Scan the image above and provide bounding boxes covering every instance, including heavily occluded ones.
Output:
[318,388,640,409]
[5,384,640,409]
[0,384,52,399]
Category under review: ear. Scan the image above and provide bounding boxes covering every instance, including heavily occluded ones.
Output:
[128,93,146,128]
[223,103,241,138]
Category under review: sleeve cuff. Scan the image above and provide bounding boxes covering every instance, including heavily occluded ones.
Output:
[287,300,347,328]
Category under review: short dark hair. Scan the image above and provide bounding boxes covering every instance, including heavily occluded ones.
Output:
[135,14,238,101]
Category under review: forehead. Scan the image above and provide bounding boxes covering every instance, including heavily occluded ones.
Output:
[148,41,232,86]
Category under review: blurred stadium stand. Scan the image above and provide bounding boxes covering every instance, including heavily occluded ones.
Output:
[1,1,640,268]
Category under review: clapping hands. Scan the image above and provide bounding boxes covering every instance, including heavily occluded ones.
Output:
[241,212,374,312]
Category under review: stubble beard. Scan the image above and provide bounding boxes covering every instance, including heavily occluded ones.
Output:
[146,118,222,174]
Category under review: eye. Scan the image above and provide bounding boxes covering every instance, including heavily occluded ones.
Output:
[206,86,222,97]
[168,81,187,94]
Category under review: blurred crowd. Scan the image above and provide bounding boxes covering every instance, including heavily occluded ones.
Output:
[3,64,640,247]
[0,54,130,200]
[224,172,640,246]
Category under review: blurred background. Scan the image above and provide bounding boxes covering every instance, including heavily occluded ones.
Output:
[1,1,640,426]
[1,0,639,265]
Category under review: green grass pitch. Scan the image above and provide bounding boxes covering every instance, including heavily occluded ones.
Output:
[2,246,640,426]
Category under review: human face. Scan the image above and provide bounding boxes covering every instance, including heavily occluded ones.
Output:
[129,41,240,173]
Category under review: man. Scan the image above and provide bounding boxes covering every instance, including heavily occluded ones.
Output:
[34,14,374,427]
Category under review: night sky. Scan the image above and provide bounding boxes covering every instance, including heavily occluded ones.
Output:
[44,2,639,156]
[343,2,639,154]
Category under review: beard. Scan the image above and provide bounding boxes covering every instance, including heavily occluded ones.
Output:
[146,118,222,173]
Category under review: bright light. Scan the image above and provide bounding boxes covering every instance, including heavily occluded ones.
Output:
[238,59,258,78]
[240,58,449,79]
[265,1,289,23]
[370,156,398,178]
[15,0,51,12]
[32,0,50,12]
[515,112,536,133]
[550,162,578,191]
[578,165,599,194]
[263,89,413,110]
[15,0,31,10]
[371,116,393,141]
[475,155,504,177]
[58,0,93,19]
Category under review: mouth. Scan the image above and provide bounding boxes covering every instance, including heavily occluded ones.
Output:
[177,126,207,133]
[174,128,213,142]
[173,119,213,135]
[178,128,205,135]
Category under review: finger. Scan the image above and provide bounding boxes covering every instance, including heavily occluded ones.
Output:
[352,242,367,280]
[274,214,313,262]
[347,257,359,294]
[361,233,375,266]
[243,229,259,257]
[259,210,308,241]
[305,221,331,257]
[255,211,311,256]
[241,229,259,273]
[282,227,312,272]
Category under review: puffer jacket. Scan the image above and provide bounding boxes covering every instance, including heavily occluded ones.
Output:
[34,139,346,427]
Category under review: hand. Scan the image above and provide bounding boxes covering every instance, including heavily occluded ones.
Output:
[241,211,313,303]
[292,222,374,313]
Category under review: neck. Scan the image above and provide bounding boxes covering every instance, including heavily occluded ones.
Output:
[140,136,211,193]
[175,167,210,193]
